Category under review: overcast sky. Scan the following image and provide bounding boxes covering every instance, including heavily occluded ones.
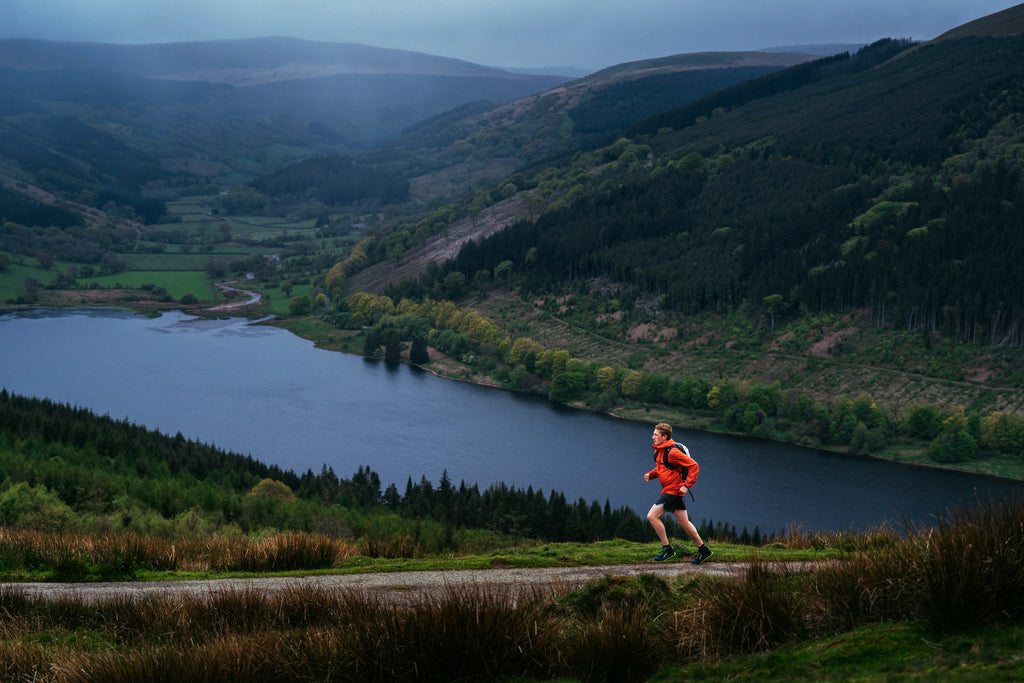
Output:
[1,1,1018,71]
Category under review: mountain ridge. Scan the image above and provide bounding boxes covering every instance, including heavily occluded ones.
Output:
[0,36,533,86]
[930,1,1024,42]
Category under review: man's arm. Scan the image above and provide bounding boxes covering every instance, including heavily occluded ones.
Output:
[670,446,700,488]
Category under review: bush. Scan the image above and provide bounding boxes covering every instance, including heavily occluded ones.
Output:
[0,482,78,532]
[288,295,312,315]
[929,430,977,462]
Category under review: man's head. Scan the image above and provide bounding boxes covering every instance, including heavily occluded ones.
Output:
[652,422,672,446]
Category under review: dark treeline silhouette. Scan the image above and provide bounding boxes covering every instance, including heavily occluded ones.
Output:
[297,464,652,543]
[570,66,786,148]
[2,390,719,543]
[397,471,649,542]
[0,186,84,231]
[0,389,296,492]
[629,39,913,138]
[0,115,170,224]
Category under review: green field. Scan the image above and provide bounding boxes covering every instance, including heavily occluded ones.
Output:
[120,249,266,271]
[1,193,356,308]
[0,262,49,300]
[164,195,319,237]
[0,262,213,303]
[225,217,319,240]
[261,282,318,315]
[82,271,214,300]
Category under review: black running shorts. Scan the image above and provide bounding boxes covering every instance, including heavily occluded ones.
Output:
[655,492,686,512]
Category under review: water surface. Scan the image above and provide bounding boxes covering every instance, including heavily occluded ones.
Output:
[2,308,1021,533]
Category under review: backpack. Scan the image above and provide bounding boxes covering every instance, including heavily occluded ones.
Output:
[658,443,697,500]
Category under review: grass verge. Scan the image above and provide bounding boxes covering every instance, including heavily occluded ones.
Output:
[0,495,1020,680]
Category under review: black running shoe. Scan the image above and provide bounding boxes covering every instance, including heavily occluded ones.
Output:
[691,545,713,564]
[653,546,675,561]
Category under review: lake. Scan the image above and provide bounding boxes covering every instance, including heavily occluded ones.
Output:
[2,308,1022,533]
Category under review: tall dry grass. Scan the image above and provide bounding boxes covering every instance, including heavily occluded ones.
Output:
[674,494,1024,660]
[0,585,570,682]
[903,493,1024,633]
[0,495,1020,680]
[0,529,359,578]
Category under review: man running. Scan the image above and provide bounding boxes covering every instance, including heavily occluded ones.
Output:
[643,422,713,563]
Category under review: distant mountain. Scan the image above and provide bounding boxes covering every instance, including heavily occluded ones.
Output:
[573,51,816,85]
[497,65,593,79]
[759,44,865,56]
[0,37,569,163]
[382,50,819,198]
[0,37,568,222]
[0,37,539,86]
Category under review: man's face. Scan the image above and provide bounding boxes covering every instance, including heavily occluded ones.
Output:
[651,429,668,446]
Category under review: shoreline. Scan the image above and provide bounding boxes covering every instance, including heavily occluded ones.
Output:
[264,316,1024,485]
[4,303,1021,485]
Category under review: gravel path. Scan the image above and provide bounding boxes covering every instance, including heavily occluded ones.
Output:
[3,562,820,606]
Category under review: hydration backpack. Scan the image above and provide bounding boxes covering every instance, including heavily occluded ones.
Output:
[658,443,697,500]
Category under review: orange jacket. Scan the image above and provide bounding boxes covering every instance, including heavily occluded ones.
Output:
[646,440,699,494]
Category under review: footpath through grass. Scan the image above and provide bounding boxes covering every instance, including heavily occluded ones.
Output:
[1,495,1022,681]
[1,537,835,584]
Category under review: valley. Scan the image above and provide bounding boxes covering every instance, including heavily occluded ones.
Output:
[3,7,1024,680]
[3,12,1024,483]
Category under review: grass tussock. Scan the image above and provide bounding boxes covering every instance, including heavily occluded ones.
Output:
[0,495,1020,681]
[680,559,809,658]
[670,494,1024,665]
[904,492,1024,633]
[0,529,358,579]
[358,533,422,559]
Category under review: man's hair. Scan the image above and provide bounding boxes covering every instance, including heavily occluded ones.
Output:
[655,422,672,438]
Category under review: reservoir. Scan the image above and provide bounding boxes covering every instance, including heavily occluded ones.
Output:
[2,308,1022,534]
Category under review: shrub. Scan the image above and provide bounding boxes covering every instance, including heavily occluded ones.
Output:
[905,494,1024,633]
[288,295,312,315]
[0,483,78,532]
[682,559,809,657]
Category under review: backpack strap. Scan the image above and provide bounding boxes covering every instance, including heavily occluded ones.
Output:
[660,444,696,501]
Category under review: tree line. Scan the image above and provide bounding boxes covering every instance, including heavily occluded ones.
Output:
[4,390,741,545]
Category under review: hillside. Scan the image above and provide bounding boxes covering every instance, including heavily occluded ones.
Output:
[420,33,1024,355]
[0,36,539,85]
[0,41,807,235]
[930,1,1024,41]
[330,10,1024,473]
[380,50,819,197]
[0,37,567,226]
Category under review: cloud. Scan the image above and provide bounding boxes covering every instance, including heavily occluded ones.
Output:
[0,0,1018,70]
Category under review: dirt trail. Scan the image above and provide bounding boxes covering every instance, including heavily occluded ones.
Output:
[206,277,262,311]
[3,562,825,606]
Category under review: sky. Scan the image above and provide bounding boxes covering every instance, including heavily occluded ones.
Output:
[0,1,1019,71]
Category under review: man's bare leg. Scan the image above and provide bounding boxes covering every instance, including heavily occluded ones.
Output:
[646,503,670,545]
